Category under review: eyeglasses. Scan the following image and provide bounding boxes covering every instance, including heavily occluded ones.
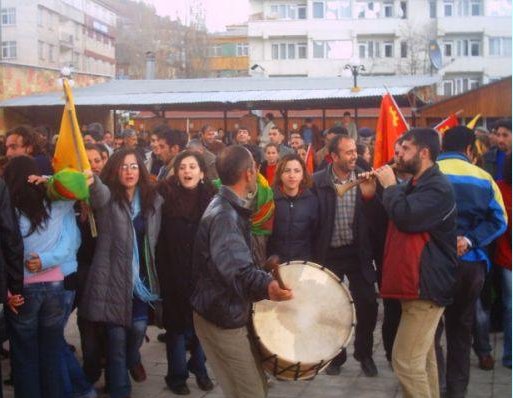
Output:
[120,163,139,171]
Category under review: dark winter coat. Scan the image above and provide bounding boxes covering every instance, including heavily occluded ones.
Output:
[267,187,318,262]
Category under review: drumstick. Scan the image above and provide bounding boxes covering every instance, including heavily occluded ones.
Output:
[263,255,286,290]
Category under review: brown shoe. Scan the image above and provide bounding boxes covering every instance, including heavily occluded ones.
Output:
[478,354,495,371]
[129,362,147,382]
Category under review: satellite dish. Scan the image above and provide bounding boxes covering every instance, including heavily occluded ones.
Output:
[429,41,443,70]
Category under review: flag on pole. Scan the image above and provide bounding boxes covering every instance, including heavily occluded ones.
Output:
[466,114,482,129]
[434,114,459,134]
[305,144,315,174]
[373,93,409,168]
[52,79,90,173]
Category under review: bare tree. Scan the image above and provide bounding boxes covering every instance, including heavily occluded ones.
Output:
[397,21,437,75]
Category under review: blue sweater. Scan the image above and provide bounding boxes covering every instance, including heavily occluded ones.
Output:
[19,200,81,277]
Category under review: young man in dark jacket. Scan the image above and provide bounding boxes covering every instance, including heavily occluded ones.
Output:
[191,145,292,398]
[375,128,458,398]
[312,134,379,377]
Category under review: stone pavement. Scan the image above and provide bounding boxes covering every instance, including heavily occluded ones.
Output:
[2,302,511,398]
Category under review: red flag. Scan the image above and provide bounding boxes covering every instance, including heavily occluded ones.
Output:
[434,114,459,135]
[373,93,409,168]
[305,144,315,174]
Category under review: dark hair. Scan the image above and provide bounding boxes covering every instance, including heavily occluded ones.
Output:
[95,143,110,159]
[3,156,50,236]
[270,126,282,134]
[152,124,169,135]
[494,118,512,132]
[243,144,262,167]
[265,112,274,120]
[237,126,249,133]
[85,143,102,155]
[172,150,208,178]
[100,148,156,215]
[305,117,313,123]
[401,128,441,161]
[216,145,254,186]
[442,126,476,153]
[264,143,279,152]
[6,125,40,154]
[87,122,104,136]
[201,125,214,134]
[328,126,348,136]
[356,143,369,156]
[328,134,355,156]
[274,153,312,190]
[343,111,351,117]
[161,129,188,150]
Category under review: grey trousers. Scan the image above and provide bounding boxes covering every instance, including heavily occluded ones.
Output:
[193,312,267,398]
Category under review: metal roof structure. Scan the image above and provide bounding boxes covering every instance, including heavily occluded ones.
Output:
[0,75,440,111]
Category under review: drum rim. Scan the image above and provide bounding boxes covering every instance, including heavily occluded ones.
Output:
[251,260,356,374]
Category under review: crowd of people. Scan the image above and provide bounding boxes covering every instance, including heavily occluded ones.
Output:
[0,116,510,398]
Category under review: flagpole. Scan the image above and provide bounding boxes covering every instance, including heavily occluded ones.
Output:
[62,77,98,237]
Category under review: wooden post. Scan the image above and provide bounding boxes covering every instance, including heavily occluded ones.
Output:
[322,109,326,131]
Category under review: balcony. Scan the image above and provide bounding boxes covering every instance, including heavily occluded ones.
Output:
[59,33,74,50]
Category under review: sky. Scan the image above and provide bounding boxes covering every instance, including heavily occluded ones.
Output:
[143,0,250,32]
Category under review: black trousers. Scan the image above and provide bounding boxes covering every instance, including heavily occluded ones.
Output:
[382,298,401,362]
[325,246,378,363]
[435,260,486,398]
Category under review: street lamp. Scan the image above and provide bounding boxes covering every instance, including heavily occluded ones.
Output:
[344,62,365,93]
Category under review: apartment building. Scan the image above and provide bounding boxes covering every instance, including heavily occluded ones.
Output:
[248,0,511,95]
[205,25,250,77]
[1,0,116,77]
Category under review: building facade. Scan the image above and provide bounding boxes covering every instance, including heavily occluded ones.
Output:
[248,0,511,95]
[0,0,116,100]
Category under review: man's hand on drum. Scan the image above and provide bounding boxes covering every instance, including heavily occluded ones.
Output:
[268,280,293,302]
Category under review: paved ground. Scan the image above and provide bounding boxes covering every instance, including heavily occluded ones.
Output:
[2,301,511,397]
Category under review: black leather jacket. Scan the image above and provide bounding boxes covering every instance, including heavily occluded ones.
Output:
[190,186,272,329]
[0,179,24,302]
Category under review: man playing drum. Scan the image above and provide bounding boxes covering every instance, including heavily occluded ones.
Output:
[191,145,292,398]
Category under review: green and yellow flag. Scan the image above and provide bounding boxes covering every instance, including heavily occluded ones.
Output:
[52,79,90,173]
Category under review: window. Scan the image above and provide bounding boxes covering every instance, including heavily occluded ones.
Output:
[456,39,480,56]
[384,1,393,17]
[400,41,408,58]
[444,0,454,16]
[236,43,249,56]
[1,41,16,59]
[48,44,54,62]
[38,41,45,60]
[313,41,324,58]
[470,0,482,15]
[298,5,307,19]
[270,4,299,19]
[272,44,279,59]
[429,1,437,17]
[288,43,295,59]
[1,8,16,25]
[443,80,453,96]
[358,41,380,58]
[313,1,324,18]
[489,37,512,56]
[313,40,353,59]
[400,1,407,18]
[444,41,453,57]
[280,43,287,58]
[207,45,221,57]
[298,43,307,58]
[470,40,480,56]
[384,41,393,57]
[37,7,44,26]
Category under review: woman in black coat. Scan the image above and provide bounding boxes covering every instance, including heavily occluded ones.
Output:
[156,150,216,395]
[268,153,319,262]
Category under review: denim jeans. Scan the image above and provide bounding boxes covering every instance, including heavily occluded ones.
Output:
[61,290,96,398]
[165,328,208,388]
[106,318,148,398]
[7,281,66,398]
[502,268,512,367]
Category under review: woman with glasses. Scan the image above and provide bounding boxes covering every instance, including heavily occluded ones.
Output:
[267,153,318,263]
[80,148,163,398]
[156,150,216,395]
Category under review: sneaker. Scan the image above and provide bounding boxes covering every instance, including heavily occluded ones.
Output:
[129,362,147,382]
[478,354,495,371]
[196,375,214,391]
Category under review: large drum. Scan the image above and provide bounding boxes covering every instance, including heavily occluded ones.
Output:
[252,261,355,381]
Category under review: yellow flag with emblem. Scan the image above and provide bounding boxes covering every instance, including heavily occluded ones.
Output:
[466,114,482,129]
[52,79,91,173]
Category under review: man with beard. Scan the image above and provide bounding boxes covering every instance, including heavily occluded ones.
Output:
[191,146,292,398]
[374,128,458,398]
[313,134,379,377]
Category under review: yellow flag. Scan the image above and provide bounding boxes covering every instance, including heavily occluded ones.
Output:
[52,79,91,173]
[467,114,482,129]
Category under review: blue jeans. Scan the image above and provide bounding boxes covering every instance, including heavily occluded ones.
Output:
[106,318,148,398]
[7,281,66,398]
[502,268,512,367]
[61,290,96,398]
[165,328,208,388]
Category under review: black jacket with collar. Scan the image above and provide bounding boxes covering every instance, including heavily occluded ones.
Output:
[190,186,272,329]
[311,165,378,284]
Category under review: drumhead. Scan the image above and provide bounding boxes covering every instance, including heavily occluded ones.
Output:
[252,261,355,365]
